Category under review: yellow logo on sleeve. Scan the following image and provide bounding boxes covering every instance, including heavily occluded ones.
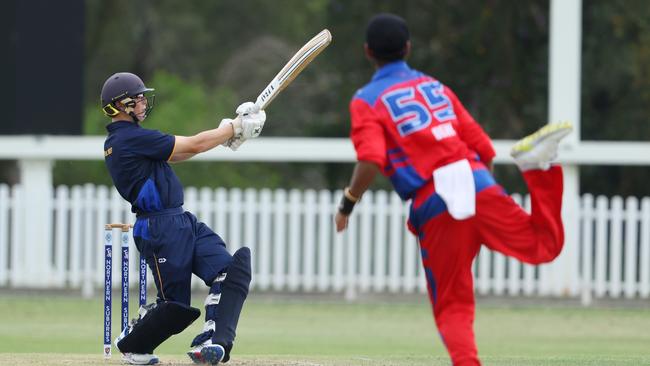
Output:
[104,147,113,157]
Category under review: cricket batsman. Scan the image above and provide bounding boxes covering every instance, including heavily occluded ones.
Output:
[101,72,264,365]
[334,13,573,366]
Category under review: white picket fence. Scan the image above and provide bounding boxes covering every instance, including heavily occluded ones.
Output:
[0,183,649,303]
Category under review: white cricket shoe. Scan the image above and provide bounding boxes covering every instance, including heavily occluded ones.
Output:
[510,121,573,171]
[121,352,159,365]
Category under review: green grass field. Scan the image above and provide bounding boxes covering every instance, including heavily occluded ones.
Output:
[0,293,649,365]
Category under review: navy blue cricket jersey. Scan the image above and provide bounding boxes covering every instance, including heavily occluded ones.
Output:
[104,121,183,214]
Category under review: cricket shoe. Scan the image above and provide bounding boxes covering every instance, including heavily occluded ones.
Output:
[187,339,209,364]
[200,344,226,364]
[187,320,215,364]
[188,342,225,365]
[121,353,160,365]
[510,121,573,171]
[115,327,159,365]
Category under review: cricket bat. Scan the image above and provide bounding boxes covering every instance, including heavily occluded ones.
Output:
[254,29,332,110]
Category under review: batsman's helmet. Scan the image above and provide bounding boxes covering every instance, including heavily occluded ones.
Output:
[101,72,155,119]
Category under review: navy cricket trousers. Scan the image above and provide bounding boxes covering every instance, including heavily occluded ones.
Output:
[133,208,233,305]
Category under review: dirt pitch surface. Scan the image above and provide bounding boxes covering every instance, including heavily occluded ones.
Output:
[0,354,333,366]
[0,354,448,366]
[2,354,650,366]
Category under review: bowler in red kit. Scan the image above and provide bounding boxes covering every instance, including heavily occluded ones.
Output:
[335,13,573,366]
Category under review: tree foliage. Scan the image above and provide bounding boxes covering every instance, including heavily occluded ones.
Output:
[62,0,650,196]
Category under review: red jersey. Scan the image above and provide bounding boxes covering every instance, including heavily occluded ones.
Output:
[350,61,495,200]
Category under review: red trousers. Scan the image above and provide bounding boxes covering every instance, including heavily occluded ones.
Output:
[414,167,564,365]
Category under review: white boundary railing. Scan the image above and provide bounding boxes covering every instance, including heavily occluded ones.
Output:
[2,137,650,305]
[1,183,649,304]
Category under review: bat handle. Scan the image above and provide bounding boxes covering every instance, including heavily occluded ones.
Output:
[253,100,264,112]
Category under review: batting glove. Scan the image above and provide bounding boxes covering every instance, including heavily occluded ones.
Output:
[218,117,244,151]
[236,102,266,140]
[241,111,266,139]
[235,101,260,116]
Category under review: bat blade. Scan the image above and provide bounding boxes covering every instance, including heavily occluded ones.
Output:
[255,29,332,110]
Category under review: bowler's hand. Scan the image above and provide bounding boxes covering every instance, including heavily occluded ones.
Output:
[335,211,349,232]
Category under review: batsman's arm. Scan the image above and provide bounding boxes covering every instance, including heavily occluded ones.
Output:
[335,161,380,232]
[169,118,239,162]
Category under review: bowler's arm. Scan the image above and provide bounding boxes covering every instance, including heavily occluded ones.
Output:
[334,161,379,232]
[346,161,379,199]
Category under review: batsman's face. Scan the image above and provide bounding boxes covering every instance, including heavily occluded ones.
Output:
[133,94,148,121]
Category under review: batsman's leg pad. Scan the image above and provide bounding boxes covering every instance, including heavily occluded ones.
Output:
[190,320,215,348]
[190,272,226,349]
[212,247,252,362]
[205,272,226,322]
[117,301,200,354]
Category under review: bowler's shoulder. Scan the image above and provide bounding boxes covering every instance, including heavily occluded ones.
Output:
[353,69,431,106]
[353,80,374,99]
[352,78,394,107]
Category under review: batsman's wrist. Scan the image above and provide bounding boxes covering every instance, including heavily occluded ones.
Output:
[231,116,243,136]
[338,187,359,215]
